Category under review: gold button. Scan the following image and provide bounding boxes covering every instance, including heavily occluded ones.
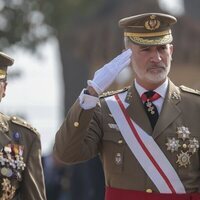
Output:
[118,140,123,144]
[182,144,187,149]
[12,116,17,120]
[146,189,153,193]
[74,122,79,127]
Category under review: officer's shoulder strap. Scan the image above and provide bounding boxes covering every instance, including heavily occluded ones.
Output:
[10,116,39,135]
[99,87,130,98]
[179,85,200,96]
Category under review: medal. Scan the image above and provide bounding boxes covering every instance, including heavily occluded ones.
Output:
[177,126,191,141]
[176,151,191,168]
[166,138,181,152]
[145,101,155,115]
[1,178,16,199]
[1,167,13,177]
[188,138,199,154]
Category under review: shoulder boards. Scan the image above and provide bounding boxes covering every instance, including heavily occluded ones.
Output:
[99,87,130,98]
[10,116,39,135]
[179,85,200,96]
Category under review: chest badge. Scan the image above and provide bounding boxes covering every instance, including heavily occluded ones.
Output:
[166,126,199,168]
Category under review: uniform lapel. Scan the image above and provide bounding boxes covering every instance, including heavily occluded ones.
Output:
[125,85,153,135]
[153,81,181,139]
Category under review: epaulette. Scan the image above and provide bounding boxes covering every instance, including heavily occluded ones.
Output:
[99,87,130,98]
[179,85,200,96]
[10,116,39,135]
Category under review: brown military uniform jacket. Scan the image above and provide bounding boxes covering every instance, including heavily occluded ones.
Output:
[54,80,200,193]
[0,113,46,200]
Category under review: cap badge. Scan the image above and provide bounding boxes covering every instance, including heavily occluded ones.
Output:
[144,15,160,31]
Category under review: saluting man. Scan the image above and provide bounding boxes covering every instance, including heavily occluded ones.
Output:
[0,52,46,199]
[54,13,200,200]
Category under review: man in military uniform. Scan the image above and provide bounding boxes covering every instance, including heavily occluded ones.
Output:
[54,13,200,200]
[0,52,46,199]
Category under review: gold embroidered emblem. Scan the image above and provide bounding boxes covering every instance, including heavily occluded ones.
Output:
[144,15,160,31]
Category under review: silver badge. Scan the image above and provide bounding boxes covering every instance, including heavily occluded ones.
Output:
[166,138,181,152]
[115,153,122,165]
[188,138,199,154]
[176,151,191,168]
[176,126,191,141]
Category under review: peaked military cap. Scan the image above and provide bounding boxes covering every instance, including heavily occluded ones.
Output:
[0,52,14,79]
[119,13,177,46]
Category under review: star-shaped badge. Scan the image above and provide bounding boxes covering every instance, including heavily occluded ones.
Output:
[176,151,191,168]
[188,138,199,154]
[166,138,181,153]
[176,126,191,141]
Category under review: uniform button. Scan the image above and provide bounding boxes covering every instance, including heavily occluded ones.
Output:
[12,116,17,120]
[182,144,187,149]
[146,189,153,193]
[74,122,79,127]
[118,140,123,144]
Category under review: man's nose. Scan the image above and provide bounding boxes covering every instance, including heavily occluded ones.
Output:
[150,51,162,63]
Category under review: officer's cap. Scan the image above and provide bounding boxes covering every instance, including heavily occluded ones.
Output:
[119,13,177,46]
[0,52,14,80]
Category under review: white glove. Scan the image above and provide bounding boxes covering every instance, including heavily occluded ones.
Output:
[87,49,132,94]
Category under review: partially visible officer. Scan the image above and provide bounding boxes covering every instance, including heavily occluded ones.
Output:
[0,52,46,199]
[54,13,200,200]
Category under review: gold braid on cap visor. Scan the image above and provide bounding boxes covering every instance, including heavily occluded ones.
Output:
[124,29,171,37]
[124,30,172,45]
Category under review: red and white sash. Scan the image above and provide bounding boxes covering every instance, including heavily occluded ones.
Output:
[105,93,185,194]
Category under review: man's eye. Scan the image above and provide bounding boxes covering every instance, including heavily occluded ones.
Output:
[141,48,150,51]
[161,46,167,50]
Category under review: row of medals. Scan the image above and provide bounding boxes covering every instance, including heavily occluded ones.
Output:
[0,144,26,180]
[166,126,199,168]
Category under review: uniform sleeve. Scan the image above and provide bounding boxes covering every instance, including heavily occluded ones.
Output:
[53,98,103,164]
[19,134,47,200]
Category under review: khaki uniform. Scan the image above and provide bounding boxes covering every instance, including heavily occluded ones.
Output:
[0,113,46,200]
[54,80,200,193]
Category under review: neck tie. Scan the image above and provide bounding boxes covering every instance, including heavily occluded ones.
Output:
[141,91,160,129]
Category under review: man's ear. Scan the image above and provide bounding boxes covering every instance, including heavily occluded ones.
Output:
[2,82,7,97]
[170,44,173,56]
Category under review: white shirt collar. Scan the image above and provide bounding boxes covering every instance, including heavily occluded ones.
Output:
[135,78,168,99]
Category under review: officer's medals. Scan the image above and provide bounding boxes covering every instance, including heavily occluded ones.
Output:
[166,138,180,152]
[145,100,156,115]
[166,126,199,168]
[0,144,26,180]
[176,151,191,168]
[177,126,190,141]
[1,178,16,199]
